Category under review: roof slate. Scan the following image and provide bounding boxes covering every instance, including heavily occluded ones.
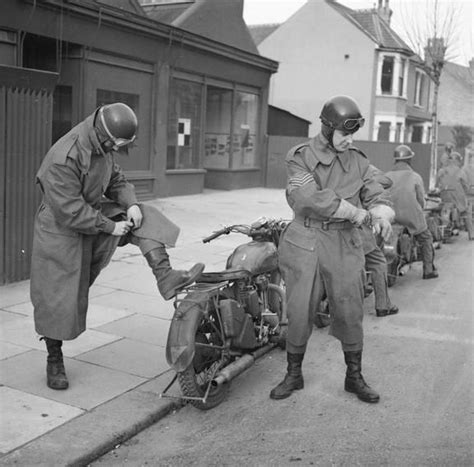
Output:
[96,0,145,16]
[327,1,412,52]
[141,2,193,24]
[247,24,280,46]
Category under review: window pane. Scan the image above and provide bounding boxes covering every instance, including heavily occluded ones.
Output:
[377,122,390,141]
[232,92,259,168]
[97,89,139,112]
[167,79,202,170]
[398,59,406,97]
[381,56,394,94]
[53,85,72,143]
[395,122,402,142]
[412,126,423,142]
[204,86,233,169]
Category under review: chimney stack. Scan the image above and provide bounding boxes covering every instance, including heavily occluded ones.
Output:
[377,0,392,25]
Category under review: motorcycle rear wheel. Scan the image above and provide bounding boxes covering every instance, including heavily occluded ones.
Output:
[178,301,229,410]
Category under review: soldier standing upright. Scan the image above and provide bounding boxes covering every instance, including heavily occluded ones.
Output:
[271,96,394,404]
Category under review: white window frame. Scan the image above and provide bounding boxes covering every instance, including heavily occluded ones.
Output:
[414,69,426,107]
[376,53,408,98]
[373,115,406,142]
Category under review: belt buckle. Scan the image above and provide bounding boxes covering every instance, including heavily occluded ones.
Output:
[322,221,330,231]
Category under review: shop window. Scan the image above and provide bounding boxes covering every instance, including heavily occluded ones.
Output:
[97,89,139,112]
[411,125,423,143]
[52,85,72,143]
[166,79,202,170]
[204,86,233,169]
[22,34,57,72]
[377,122,391,141]
[232,92,259,168]
[381,56,394,95]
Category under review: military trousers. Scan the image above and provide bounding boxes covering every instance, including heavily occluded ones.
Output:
[364,246,392,311]
[278,221,366,353]
[414,229,435,274]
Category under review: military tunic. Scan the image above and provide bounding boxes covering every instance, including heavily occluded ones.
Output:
[385,162,427,235]
[386,161,435,275]
[279,134,390,353]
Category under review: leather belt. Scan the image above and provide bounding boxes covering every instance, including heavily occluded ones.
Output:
[295,215,354,231]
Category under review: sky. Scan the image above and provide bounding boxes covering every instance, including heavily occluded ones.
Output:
[243,0,473,67]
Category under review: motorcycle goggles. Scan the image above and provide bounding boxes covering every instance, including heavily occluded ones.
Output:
[98,108,136,149]
[342,117,365,132]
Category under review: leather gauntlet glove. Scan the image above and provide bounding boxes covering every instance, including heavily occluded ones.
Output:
[333,199,369,227]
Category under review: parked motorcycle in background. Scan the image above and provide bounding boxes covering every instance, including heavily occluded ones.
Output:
[425,190,459,244]
[162,218,289,410]
[383,192,445,286]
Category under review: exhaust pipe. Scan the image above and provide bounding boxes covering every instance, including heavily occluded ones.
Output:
[211,343,276,387]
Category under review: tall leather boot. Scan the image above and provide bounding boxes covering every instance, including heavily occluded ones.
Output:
[42,337,69,390]
[344,351,379,403]
[269,352,304,400]
[144,247,204,300]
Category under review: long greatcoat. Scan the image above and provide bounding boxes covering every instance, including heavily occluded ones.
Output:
[385,162,427,235]
[436,163,469,212]
[278,134,390,352]
[30,112,178,340]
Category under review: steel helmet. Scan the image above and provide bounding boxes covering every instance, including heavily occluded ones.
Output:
[451,151,462,165]
[97,103,138,148]
[444,141,455,154]
[319,96,365,134]
[394,144,414,161]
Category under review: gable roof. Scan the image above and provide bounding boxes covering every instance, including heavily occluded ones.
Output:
[96,0,145,16]
[141,1,193,24]
[443,61,474,89]
[247,24,280,46]
[327,0,413,54]
[141,0,258,54]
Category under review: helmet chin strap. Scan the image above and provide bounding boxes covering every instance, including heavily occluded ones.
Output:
[321,124,336,150]
[94,112,115,153]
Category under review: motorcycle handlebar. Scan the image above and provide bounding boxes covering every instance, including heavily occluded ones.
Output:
[202,227,231,243]
[202,220,289,244]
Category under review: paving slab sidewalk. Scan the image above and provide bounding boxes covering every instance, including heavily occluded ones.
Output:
[0,188,291,466]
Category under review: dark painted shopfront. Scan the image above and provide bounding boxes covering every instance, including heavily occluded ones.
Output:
[0,0,277,283]
[0,0,277,198]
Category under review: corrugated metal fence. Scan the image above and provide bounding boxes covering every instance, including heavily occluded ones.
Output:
[0,66,57,284]
[265,136,432,190]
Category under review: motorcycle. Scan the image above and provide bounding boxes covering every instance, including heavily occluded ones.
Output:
[383,224,419,287]
[161,217,289,410]
[425,190,459,244]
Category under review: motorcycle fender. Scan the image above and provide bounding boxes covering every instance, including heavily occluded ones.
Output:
[165,293,206,373]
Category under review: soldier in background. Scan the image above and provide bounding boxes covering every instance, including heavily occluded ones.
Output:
[386,145,438,280]
[439,141,455,170]
[363,165,398,317]
[437,152,473,240]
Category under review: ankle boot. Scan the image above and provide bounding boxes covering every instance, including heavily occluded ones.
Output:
[144,247,204,300]
[270,352,304,400]
[43,337,69,390]
[344,351,379,403]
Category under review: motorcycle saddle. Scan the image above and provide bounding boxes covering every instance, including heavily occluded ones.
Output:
[197,268,252,283]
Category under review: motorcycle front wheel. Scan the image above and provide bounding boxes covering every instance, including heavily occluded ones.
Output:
[177,299,229,410]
